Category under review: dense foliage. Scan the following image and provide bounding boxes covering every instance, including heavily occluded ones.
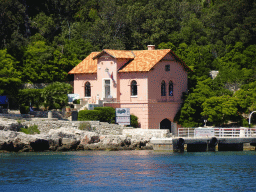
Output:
[18,82,72,111]
[78,110,100,121]
[130,114,139,128]
[78,107,139,126]
[94,107,116,123]
[18,89,44,109]
[1,0,256,126]
[41,82,73,109]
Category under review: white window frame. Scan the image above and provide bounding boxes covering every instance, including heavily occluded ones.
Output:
[102,78,112,100]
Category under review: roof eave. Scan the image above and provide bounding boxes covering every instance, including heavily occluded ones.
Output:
[92,50,116,60]
[68,72,97,74]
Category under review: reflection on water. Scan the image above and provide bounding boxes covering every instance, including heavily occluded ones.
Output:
[0,151,256,191]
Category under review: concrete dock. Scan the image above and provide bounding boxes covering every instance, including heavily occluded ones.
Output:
[151,137,256,152]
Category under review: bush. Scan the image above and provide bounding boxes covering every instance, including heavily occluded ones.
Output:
[20,105,30,114]
[52,103,61,109]
[79,122,93,131]
[241,118,249,127]
[42,82,73,110]
[20,125,40,134]
[130,114,139,128]
[73,99,80,104]
[18,89,44,109]
[94,107,115,123]
[78,110,100,121]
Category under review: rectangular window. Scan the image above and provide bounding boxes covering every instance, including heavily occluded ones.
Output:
[165,65,170,71]
[105,80,110,98]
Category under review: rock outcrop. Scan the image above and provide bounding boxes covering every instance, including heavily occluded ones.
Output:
[0,128,153,152]
[0,116,169,152]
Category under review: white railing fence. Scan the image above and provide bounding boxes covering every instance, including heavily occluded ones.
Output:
[178,128,256,138]
[178,128,196,137]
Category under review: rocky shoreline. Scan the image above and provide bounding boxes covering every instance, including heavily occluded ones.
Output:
[0,128,153,152]
[0,116,170,152]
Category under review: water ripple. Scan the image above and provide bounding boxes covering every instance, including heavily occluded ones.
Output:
[0,151,256,191]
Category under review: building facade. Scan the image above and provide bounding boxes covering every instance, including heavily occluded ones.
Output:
[69,45,191,131]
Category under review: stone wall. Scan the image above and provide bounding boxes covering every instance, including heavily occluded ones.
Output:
[97,122,124,135]
[20,119,124,135]
[0,111,65,120]
[21,119,100,134]
[31,111,65,120]
[123,128,171,139]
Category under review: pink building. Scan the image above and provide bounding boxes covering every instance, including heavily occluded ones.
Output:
[68,45,191,132]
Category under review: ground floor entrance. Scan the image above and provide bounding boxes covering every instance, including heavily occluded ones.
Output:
[160,118,172,133]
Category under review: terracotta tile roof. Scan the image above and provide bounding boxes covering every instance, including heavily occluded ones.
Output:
[68,52,100,74]
[119,49,170,72]
[93,49,135,59]
[68,49,191,74]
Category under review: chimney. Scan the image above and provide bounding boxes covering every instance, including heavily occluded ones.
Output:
[147,45,155,50]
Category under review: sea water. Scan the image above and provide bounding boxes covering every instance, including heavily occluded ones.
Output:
[0,150,256,192]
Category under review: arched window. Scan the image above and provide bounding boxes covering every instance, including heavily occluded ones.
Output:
[131,80,137,96]
[161,80,166,96]
[169,81,173,96]
[85,82,91,97]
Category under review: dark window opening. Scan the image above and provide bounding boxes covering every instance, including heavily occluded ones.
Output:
[161,80,166,96]
[165,65,170,71]
[85,82,91,97]
[169,81,173,96]
[131,80,137,96]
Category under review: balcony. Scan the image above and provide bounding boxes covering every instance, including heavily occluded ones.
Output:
[103,98,117,103]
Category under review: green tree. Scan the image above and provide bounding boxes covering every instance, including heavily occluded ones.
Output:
[22,41,55,83]
[175,78,217,127]
[201,95,240,126]
[41,82,73,109]
[0,49,21,96]
[0,0,27,49]
[18,89,44,109]
[234,81,256,113]
[216,42,256,91]
[31,12,56,40]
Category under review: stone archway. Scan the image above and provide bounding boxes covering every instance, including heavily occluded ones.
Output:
[160,118,172,133]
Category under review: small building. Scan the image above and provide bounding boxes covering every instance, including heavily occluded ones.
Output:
[68,45,191,132]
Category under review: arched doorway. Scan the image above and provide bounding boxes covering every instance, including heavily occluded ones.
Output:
[160,118,172,133]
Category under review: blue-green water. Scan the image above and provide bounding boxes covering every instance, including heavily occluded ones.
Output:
[0,150,256,192]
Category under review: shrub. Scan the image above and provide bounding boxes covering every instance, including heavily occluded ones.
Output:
[20,105,30,114]
[130,114,139,128]
[241,118,249,127]
[18,89,44,109]
[94,107,115,123]
[78,110,100,121]
[52,103,61,109]
[79,122,93,131]
[42,82,73,110]
[73,99,80,104]
[20,125,40,134]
